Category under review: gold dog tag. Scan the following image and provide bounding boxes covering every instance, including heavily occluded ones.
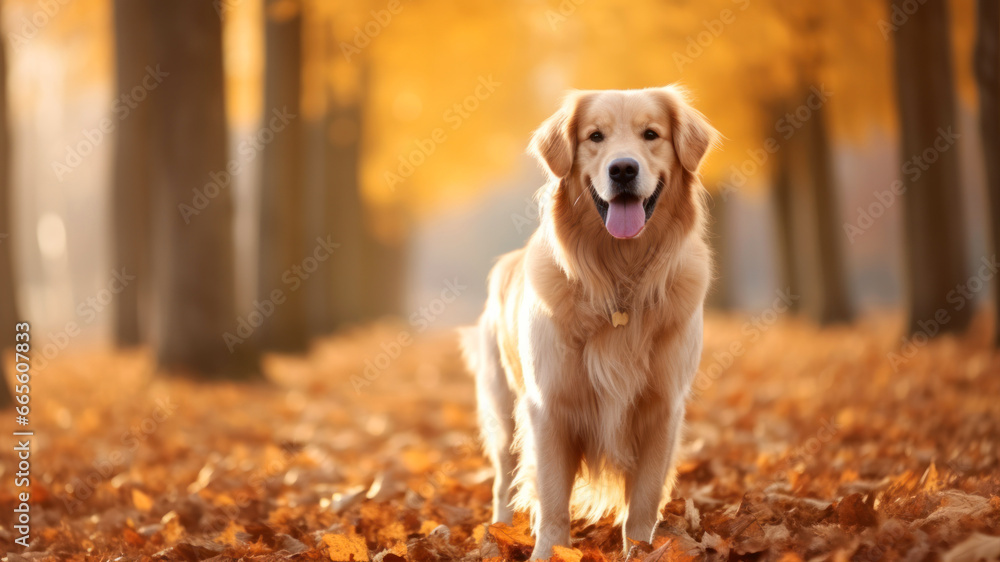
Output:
[612,311,629,327]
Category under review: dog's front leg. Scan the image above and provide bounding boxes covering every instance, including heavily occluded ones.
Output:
[624,311,703,551]
[622,400,684,550]
[521,300,578,559]
[526,398,578,560]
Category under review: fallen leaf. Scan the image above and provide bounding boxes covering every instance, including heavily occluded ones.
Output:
[485,522,534,561]
[323,533,370,562]
[132,489,154,512]
[836,493,877,528]
[553,545,584,562]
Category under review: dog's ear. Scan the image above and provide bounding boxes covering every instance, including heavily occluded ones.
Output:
[529,94,582,179]
[661,87,717,173]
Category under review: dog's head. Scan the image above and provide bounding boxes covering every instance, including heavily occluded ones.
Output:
[530,86,716,240]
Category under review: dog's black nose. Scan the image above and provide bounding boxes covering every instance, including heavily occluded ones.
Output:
[608,158,639,184]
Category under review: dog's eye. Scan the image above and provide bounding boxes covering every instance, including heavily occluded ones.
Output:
[643,129,659,140]
[589,131,604,143]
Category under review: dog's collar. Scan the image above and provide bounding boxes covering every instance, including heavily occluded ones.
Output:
[611,310,629,327]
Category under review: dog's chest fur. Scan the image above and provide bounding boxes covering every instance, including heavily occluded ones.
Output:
[522,250,701,469]
[560,295,663,399]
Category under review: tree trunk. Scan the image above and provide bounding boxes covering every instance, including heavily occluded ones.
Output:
[310,49,404,331]
[975,0,1000,346]
[771,149,801,314]
[257,1,307,351]
[784,94,853,324]
[320,56,406,329]
[111,0,154,347]
[301,108,331,336]
[802,100,853,324]
[705,194,734,309]
[148,0,257,378]
[363,226,406,320]
[327,67,406,327]
[324,92,368,327]
[0,21,16,407]
[298,10,368,336]
[891,0,972,335]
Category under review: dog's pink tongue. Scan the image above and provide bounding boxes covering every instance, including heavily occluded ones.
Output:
[605,198,646,239]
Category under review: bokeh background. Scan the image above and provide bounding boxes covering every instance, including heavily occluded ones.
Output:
[0,0,997,380]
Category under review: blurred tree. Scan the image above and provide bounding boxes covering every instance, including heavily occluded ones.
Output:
[890,0,972,335]
[323,73,369,327]
[148,0,258,377]
[324,58,405,326]
[111,0,155,347]
[705,195,735,309]
[765,5,853,324]
[786,88,853,323]
[257,0,308,351]
[975,0,999,346]
[362,223,406,320]
[316,4,405,330]
[0,18,16,408]
[312,12,366,330]
[771,146,801,313]
[299,0,334,336]
[298,5,374,335]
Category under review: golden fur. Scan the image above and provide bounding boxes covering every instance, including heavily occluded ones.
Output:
[462,86,716,558]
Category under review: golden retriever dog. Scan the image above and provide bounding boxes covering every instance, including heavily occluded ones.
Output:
[462,85,716,559]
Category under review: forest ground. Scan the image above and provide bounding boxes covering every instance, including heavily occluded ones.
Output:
[1,311,999,561]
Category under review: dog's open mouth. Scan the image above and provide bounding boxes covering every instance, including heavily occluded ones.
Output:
[589,178,664,239]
